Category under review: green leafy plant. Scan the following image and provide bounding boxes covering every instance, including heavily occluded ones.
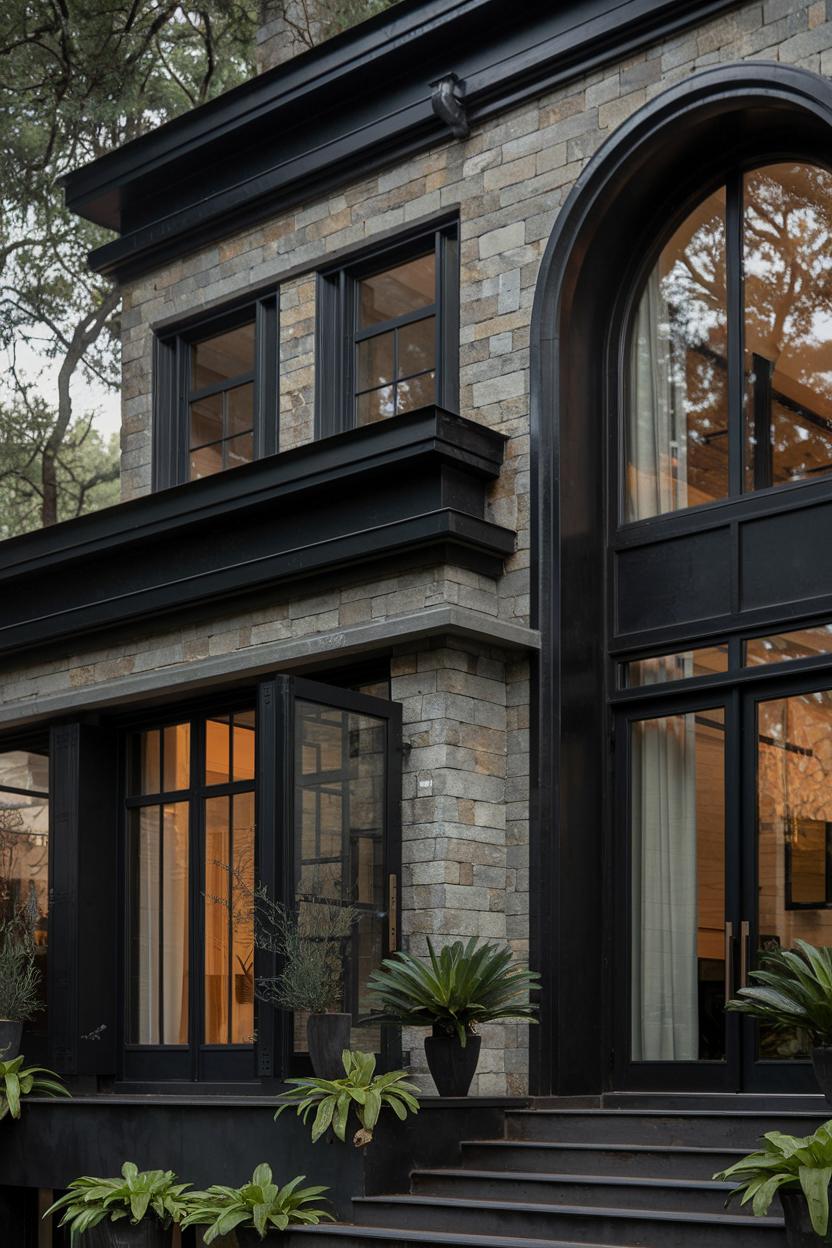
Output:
[44,1162,191,1235]
[0,1053,69,1121]
[275,1049,420,1146]
[714,1119,832,1237]
[181,1164,331,1243]
[725,940,832,1044]
[366,937,540,1045]
[0,913,42,1023]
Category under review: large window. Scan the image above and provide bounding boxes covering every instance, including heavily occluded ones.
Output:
[316,220,459,436]
[626,162,832,521]
[0,750,48,1044]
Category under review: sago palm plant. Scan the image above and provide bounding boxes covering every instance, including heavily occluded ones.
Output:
[366,937,540,1045]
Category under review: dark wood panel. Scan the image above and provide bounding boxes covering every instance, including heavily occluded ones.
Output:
[616,527,731,635]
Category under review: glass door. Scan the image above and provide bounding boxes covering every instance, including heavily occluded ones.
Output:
[741,677,832,1092]
[617,693,742,1090]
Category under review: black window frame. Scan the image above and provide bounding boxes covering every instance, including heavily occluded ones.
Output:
[619,157,832,533]
[153,292,279,491]
[316,217,460,438]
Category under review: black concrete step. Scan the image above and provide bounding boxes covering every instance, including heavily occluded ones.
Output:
[460,1139,747,1180]
[351,1195,783,1246]
[602,1092,828,1113]
[411,1168,742,1215]
[506,1107,826,1148]
[284,1229,626,1248]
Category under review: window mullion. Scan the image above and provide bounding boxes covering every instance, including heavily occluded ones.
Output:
[727,169,744,498]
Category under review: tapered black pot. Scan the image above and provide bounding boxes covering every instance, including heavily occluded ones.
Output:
[424,1030,481,1096]
[235,1229,267,1246]
[0,1020,22,1060]
[307,1012,352,1079]
[812,1047,832,1106]
[84,1222,172,1248]
[780,1189,830,1247]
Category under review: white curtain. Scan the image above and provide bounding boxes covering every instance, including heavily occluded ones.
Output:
[137,811,159,1043]
[162,804,189,1045]
[629,270,688,519]
[631,711,699,1061]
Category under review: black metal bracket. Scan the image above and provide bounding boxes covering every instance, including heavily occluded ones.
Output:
[431,73,470,139]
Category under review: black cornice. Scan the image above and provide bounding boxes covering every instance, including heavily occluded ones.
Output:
[0,407,513,659]
[62,0,742,282]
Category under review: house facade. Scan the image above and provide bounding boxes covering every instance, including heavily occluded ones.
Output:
[4,0,832,1236]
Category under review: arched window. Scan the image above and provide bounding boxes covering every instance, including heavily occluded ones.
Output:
[626,163,832,521]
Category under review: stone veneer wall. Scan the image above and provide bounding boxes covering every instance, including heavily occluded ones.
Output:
[6,0,832,1092]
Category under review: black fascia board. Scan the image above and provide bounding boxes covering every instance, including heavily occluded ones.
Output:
[0,407,512,658]
[63,0,741,282]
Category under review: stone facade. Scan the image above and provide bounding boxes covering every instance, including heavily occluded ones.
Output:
[7,0,832,1093]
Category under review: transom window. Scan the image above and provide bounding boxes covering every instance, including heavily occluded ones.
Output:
[626,161,832,521]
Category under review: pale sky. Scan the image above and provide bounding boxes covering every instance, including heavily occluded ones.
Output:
[1,336,121,438]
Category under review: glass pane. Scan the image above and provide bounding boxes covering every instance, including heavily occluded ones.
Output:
[627,186,728,519]
[223,433,254,470]
[232,712,256,782]
[190,443,223,481]
[396,371,435,414]
[357,332,394,391]
[293,701,387,1054]
[746,623,832,666]
[128,807,160,1045]
[397,316,435,380]
[129,729,161,796]
[189,393,222,449]
[357,386,395,426]
[631,708,726,1061]
[744,164,832,492]
[162,723,190,793]
[161,802,189,1045]
[205,717,231,786]
[227,383,254,437]
[127,803,189,1046]
[0,753,49,1038]
[231,792,255,1044]
[204,796,230,1045]
[757,690,832,1059]
[191,322,255,391]
[623,645,729,688]
[359,254,435,327]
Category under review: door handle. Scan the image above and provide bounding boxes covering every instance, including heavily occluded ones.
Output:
[387,874,398,952]
[739,920,751,990]
[724,920,734,1004]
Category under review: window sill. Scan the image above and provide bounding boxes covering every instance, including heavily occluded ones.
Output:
[0,407,513,659]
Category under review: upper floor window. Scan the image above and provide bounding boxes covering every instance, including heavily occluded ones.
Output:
[317,219,459,437]
[154,295,278,491]
[626,161,832,522]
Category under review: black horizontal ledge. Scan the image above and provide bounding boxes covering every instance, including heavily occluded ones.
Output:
[0,407,513,659]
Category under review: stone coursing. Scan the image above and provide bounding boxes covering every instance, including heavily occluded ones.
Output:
[9,0,832,1091]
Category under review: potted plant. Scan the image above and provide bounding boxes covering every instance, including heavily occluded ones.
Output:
[181,1163,332,1244]
[275,1048,420,1146]
[366,937,540,1096]
[44,1162,191,1246]
[0,913,42,1059]
[211,870,358,1079]
[0,1052,69,1120]
[714,1120,832,1246]
[725,940,832,1103]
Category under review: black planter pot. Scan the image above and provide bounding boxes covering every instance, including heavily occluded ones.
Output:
[812,1047,832,1107]
[84,1222,172,1248]
[236,1229,267,1247]
[424,1030,481,1096]
[780,1189,831,1247]
[307,1012,352,1079]
[0,1020,22,1061]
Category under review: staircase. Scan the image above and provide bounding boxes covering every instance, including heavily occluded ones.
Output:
[285,1095,831,1247]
